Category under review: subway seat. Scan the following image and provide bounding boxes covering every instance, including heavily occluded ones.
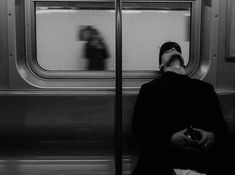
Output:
[0,95,138,174]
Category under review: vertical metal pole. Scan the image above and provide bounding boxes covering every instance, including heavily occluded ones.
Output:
[115,0,122,174]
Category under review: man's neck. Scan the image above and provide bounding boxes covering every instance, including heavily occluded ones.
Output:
[164,66,186,75]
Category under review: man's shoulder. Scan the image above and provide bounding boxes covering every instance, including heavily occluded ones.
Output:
[140,78,163,92]
[189,77,214,89]
[140,76,214,91]
[142,78,160,86]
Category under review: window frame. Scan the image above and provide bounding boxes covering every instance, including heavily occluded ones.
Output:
[25,0,201,80]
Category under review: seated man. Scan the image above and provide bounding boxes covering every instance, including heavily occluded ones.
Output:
[132,42,227,175]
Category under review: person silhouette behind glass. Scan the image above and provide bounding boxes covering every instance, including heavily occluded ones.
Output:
[132,42,227,175]
[84,27,109,70]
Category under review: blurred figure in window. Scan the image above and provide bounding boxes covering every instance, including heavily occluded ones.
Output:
[82,26,109,70]
[132,41,228,175]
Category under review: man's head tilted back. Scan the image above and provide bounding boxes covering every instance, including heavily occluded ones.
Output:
[159,42,185,73]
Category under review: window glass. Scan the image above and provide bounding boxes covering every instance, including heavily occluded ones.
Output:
[35,2,190,72]
[36,2,115,71]
[122,5,191,70]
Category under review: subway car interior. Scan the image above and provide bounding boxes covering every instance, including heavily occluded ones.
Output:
[0,0,235,174]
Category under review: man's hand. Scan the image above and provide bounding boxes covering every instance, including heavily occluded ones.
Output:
[193,128,215,150]
[170,129,201,152]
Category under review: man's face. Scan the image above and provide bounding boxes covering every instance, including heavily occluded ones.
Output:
[160,48,184,69]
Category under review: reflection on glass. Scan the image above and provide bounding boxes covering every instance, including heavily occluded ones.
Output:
[122,7,191,70]
[36,2,190,71]
[81,26,109,70]
[36,4,114,71]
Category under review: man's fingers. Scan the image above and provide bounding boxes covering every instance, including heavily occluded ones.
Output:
[199,136,207,145]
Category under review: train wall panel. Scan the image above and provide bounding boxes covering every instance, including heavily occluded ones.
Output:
[0,94,138,157]
[0,94,234,155]
[0,0,9,88]
[217,0,235,89]
[0,95,114,140]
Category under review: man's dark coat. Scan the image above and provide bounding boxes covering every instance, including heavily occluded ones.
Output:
[132,72,227,175]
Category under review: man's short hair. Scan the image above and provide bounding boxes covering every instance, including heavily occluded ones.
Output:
[159,41,182,67]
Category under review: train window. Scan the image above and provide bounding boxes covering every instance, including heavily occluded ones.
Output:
[122,3,191,71]
[25,0,200,80]
[35,2,115,72]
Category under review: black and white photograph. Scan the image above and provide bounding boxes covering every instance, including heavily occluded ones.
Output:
[0,0,234,175]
